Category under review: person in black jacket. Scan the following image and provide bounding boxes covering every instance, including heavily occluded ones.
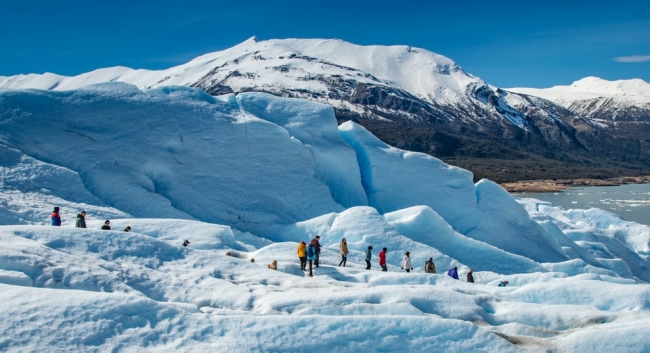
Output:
[312,235,322,268]
[467,269,474,283]
[75,211,87,228]
[101,220,111,230]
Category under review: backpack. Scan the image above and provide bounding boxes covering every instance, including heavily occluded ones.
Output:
[307,245,315,258]
[427,262,434,272]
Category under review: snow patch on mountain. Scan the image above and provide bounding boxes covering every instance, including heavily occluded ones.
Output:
[508,77,650,107]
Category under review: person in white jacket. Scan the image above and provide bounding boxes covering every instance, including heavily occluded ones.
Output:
[401,251,413,273]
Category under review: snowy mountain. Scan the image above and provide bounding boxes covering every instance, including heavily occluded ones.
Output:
[1,84,650,351]
[508,77,650,140]
[5,37,648,182]
[0,37,529,125]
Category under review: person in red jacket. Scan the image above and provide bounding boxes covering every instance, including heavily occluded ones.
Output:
[379,247,388,271]
[51,207,61,226]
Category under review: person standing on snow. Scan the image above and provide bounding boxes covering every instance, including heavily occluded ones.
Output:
[338,238,349,267]
[401,251,413,273]
[75,211,87,228]
[101,220,111,230]
[467,269,474,283]
[365,246,373,270]
[297,241,307,271]
[311,236,322,268]
[424,258,436,274]
[306,241,318,277]
[51,207,61,226]
[379,247,388,271]
[447,266,459,280]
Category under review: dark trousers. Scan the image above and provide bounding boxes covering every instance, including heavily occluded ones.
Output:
[308,260,313,276]
[381,265,387,272]
[365,260,371,270]
[338,255,347,267]
[314,253,320,267]
[405,269,410,273]
[299,257,306,270]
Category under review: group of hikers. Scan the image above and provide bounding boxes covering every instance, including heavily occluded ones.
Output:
[293,235,487,283]
[51,207,129,231]
[50,206,191,246]
[51,207,508,285]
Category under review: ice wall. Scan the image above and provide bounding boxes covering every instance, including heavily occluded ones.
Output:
[338,121,567,263]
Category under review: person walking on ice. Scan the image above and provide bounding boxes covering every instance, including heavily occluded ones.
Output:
[311,236,322,268]
[338,238,348,267]
[51,207,61,226]
[447,266,459,279]
[401,251,413,273]
[379,247,388,272]
[306,241,317,277]
[424,258,436,273]
[467,269,474,283]
[75,211,87,228]
[365,246,373,270]
[101,220,111,230]
[297,241,307,271]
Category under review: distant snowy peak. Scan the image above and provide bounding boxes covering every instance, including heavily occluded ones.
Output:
[508,77,650,107]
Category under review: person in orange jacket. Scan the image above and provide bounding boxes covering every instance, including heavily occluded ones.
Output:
[297,241,307,271]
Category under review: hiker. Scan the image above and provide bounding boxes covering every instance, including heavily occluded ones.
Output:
[365,246,373,270]
[268,260,278,270]
[467,269,474,283]
[379,247,388,272]
[424,258,436,274]
[297,241,307,271]
[310,236,322,268]
[124,226,131,232]
[306,240,318,277]
[338,238,348,267]
[101,220,111,230]
[183,240,190,247]
[75,211,87,228]
[51,207,61,226]
[401,251,413,273]
[250,258,255,263]
[498,280,509,287]
[447,266,459,280]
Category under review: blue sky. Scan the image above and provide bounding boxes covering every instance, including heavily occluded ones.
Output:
[1,0,648,88]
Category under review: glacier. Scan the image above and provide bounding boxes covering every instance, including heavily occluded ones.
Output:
[0,83,649,352]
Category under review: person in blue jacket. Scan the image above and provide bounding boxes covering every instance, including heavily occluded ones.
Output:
[447,266,459,280]
[306,239,318,277]
[51,207,61,226]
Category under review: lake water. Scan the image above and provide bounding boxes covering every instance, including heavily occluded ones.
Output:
[513,183,650,226]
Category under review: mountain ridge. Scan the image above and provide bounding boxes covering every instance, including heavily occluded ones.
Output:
[2,37,649,182]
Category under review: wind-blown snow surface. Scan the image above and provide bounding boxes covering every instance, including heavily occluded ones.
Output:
[1,84,650,352]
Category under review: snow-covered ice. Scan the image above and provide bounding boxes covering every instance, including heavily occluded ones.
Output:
[1,84,649,352]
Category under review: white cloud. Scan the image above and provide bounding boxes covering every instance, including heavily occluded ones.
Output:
[611,55,650,63]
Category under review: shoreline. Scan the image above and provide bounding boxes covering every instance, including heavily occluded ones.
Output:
[500,176,650,193]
